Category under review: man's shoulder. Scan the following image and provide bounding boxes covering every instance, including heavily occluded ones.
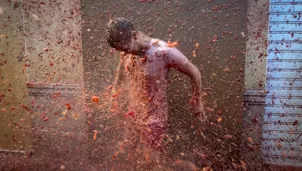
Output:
[150,38,170,51]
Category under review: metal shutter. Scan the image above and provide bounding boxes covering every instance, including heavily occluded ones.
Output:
[263,0,302,166]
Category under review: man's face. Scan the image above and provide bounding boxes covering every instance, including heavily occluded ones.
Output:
[109,29,138,54]
[114,38,136,54]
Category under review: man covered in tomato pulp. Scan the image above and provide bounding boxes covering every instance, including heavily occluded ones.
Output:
[106,17,205,167]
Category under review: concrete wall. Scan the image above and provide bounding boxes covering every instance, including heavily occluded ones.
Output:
[22,0,86,162]
[243,0,269,170]
[1,1,87,170]
[24,1,83,84]
[0,0,30,152]
[245,0,268,90]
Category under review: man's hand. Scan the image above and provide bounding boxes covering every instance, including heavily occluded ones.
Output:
[190,95,206,122]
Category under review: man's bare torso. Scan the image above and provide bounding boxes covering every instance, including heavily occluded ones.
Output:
[123,39,178,125]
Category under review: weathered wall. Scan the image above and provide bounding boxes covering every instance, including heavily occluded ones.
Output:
[0,0,30,152]
[22,0,86,166]
[245,0,269,90]
[24,1,83,84]
[82,0,247,170]
[243,0,269,170]
[0,0,86,155]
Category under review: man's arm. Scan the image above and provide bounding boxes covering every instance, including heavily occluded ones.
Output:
[177,60,202,99]
[112,56,124,92]
[109,56,124,108]
[168,47,205,118]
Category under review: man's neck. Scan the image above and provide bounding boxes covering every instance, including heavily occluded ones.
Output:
[137,32,152,48]
[135,32,152,57]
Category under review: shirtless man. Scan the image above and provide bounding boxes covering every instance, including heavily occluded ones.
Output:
[106,17,205,167]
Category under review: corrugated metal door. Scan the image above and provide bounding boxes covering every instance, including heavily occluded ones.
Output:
[263,0,302,166]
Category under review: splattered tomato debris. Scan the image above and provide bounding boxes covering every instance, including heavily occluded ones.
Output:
[223,135,232,139]
[167,41,178,47]
[247,137,253,143]
[72,113,79,120]
[111,91,120,98]
[93,130,98,140]
[123,111,135,118]
[65,103,71,110]
[42,116,49,122]
[91,96,99,103]
[21,104,31,112]
[51,92,61,98]
[212,35,218,43]
[112,151,119,160]
[2,79,8,85]
[224,68,230,72]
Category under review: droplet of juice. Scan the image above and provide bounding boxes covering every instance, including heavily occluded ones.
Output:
[192,50,197,57]
[60,165,65,170]
[93,130,98,140]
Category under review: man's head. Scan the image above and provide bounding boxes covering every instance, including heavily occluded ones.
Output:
[106,18,136,53]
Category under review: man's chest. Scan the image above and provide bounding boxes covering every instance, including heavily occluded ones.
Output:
[123,54,168,78]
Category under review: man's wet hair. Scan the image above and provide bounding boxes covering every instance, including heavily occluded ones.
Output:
[106,18,134,48]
